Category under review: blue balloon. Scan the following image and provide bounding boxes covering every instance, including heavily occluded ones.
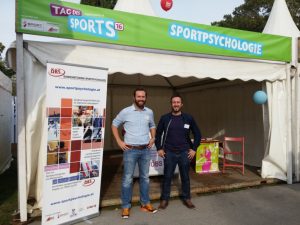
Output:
[253,90,267,104]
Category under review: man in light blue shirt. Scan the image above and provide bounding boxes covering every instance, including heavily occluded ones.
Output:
[112,87,157,219]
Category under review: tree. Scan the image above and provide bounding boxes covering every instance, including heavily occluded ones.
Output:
[81,0,117,9]
[211,0,300,32]
[0,42,15,78]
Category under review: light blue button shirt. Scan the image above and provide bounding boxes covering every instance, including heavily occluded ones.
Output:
[112,104,156,145]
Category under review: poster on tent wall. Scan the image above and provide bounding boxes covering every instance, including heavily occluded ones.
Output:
[42,62,108,225]
[195,140,219,174]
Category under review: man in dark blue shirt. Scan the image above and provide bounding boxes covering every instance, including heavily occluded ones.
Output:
[155,94,201,210]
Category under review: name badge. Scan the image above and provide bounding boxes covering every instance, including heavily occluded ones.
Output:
[184,124,190,129]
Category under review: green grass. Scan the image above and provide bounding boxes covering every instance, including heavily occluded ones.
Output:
[0,158,18,225]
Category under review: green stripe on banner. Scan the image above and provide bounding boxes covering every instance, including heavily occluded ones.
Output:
[17,0,291,62]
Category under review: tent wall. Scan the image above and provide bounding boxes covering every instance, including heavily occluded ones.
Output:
[261,80,288,181]
[0,71,12,174]
[181,81,264,167]
[105,81,266,167]
[22,50,46,210]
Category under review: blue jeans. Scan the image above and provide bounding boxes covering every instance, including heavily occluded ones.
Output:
[161,150,191,201]
[122,148,151,208]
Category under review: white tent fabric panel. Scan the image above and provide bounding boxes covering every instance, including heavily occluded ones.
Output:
[26,41,287,82]
[23,50,47,210]
[0,72,12,174]
[261,80,288,180]
[263,0,300,182]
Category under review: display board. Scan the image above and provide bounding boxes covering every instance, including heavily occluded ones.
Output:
[196,140,219,174]
[43,62,108,225]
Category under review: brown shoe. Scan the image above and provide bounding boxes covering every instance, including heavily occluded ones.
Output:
[158,200,168,210]
[183,199,195,209]
[121,208,130,219]
[140,203,158,213]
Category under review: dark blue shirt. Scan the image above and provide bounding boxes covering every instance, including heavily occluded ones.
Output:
[165,115,191,151]
[155,112,201,151]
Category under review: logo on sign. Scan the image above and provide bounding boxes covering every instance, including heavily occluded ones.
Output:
[83,178,95,186]
[151,160,163,167]
[48,68,65,77]
[50,4,82,16]
[114,22,124,31]
[22,19,44,31]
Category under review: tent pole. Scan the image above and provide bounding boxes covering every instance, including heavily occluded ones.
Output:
[295,37,300,182]
[296,67,300,182]
[286,64,293,184]
[262,82,269,156]
[16,33,27,221]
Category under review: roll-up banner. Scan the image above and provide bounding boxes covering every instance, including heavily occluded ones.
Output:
[43,62,108,225]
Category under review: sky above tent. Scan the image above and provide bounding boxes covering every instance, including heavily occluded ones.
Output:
[0,0,244,55]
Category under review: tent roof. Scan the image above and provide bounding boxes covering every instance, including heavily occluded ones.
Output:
[113,0,156,16]
[7,40,287,88]
[263,0,300,65]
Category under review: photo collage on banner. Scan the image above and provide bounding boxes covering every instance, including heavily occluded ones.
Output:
[47,100,105,180]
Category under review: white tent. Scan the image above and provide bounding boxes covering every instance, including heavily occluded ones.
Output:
[0,71,12,174]
[263,0,300,65]
[263,0,300,182]
[8,0,295,221]
[113,0,156,16]
[7,39,291,212]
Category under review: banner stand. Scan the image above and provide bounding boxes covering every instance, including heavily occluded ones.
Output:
[42,62,107,225]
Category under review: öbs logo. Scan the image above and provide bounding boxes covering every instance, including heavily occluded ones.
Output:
[48,67,65,77]
[83,178,95,187]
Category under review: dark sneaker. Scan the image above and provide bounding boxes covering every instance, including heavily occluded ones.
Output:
[158,200,168,210]
[121,208,130,219]
[140,204,158,213]
[183,199,195,209]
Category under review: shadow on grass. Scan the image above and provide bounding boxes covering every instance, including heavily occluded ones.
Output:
[0,157,18,225]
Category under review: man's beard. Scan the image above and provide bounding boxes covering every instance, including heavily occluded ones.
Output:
[135,100,145,108]
[172,106,181,113]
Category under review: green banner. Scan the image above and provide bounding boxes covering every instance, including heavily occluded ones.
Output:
[16,0,291,62]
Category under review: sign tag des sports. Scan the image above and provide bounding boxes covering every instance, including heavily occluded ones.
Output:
[17,0,291,62]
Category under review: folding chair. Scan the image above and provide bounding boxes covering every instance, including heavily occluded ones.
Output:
[222,137,245,175]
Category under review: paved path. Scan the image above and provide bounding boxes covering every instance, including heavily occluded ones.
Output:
[75,183,300,225]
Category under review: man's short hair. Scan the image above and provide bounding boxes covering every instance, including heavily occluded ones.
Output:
[133,87,147,97]
[170,93,183,103]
